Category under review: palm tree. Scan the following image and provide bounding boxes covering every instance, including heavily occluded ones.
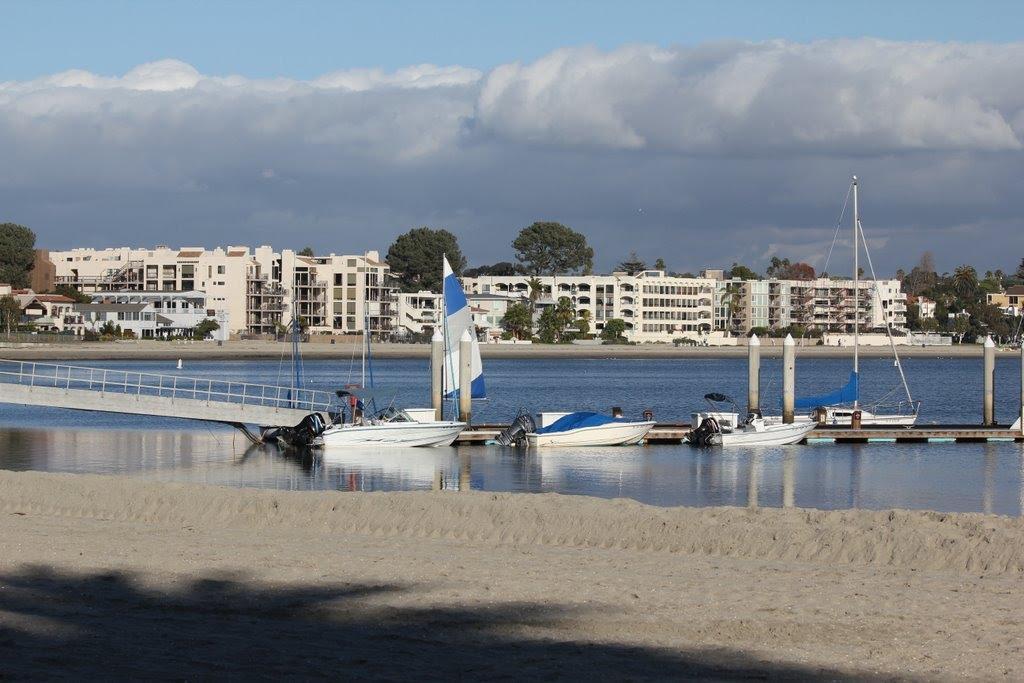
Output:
[721,284,743,333]
[952,265,978,300]
[527,277,543,311]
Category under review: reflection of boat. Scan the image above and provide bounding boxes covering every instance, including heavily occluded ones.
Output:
[525,412,655,448]
[688,394,815,447]
[796,176,919,427]
[317,407,465,448]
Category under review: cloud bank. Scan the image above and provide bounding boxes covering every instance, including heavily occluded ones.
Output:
[2,40,1023,273]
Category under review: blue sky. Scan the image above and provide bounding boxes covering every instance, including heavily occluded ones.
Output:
[5,0,1024,81]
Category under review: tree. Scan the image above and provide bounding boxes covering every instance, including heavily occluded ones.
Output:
[903,252,938,296]
[298,247,315,257]
[0,295,20,333]
[951,265,979,300]
[526,276,545,310]
[193,318,220,339]
[654,258,667,271]
[728,263,758,280]
[600,318,627,342]
[463,262,522,277]
[512,222,593,275]
[1015,258,1024,283]
[536,297,576,343]
[616,251,647,275]
[386,227,466,292]
[0,223,36,288]
[52,284,91,304]
[500,302,533,340]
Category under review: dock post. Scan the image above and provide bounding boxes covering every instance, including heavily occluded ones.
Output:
[983,335,995,426]
[747,333,760,414]
[782,333,795,424]
[458,330,472,423]
[431,327,444,421]
[1019,341,1023,435]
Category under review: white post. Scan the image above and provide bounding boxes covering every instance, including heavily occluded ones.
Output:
[1019,342,1023,435]
[431,327,444,421]
[783,333,795,424]
[983,335,995,426]
[458,329,472,423]
[748,333,760,415]
[852,175,859,409]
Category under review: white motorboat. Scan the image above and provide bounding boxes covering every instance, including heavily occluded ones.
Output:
[807,406,917,427]
[316,408,465,448]
[687,395,815,447]
[524,412,655,448]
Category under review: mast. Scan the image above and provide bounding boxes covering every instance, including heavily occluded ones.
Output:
[852,175,859,409]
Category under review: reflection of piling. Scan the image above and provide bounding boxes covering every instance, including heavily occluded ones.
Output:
[747,453,760,508]
[747,333,760,414]
[431,328,444,421]
[459,330,472,423]
[459,451,471,491]
[782,333,795,424]
[983,336,995,426]
[783,452,795,508]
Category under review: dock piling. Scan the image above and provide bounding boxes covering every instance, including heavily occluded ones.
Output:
[782,333,795,424]
[458,330,472,423]
[430,328,444,421]
[983,336,995,426]
[748,333,760,414]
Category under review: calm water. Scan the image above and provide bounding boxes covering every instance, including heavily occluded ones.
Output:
[1,356,1022,515]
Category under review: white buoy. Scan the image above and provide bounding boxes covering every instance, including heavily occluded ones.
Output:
[176,359,183,370]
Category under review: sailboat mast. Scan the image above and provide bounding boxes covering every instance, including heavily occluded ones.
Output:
[852,175,859,409]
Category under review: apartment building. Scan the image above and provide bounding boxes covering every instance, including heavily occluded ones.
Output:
[462,271,719,342]
[75,291,230,340]
[714,276,907,335]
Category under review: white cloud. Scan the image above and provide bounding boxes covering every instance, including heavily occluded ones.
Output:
[1,40,1023,272]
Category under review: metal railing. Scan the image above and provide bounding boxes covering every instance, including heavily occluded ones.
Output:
[0,359,338,414]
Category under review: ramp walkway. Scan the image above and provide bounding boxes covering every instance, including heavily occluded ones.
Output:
[0,359,336,433]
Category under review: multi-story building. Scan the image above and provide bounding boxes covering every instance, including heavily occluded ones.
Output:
[75,291,230,340]
[462,270,719,342]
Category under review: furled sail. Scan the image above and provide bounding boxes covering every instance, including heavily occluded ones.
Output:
[794,371,858,410]
[442,257,485,398]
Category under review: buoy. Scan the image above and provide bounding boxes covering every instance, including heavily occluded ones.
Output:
[176,359,183,370]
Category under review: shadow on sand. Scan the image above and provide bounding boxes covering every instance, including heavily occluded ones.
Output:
[0,564,880,680]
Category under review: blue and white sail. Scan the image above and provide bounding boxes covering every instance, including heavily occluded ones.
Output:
[442,257,485,399]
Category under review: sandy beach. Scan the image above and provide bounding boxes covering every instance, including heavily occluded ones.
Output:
[0,339,1001,362]
[1,471,1021,679]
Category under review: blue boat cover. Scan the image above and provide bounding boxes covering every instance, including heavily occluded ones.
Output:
[535,412,620,434]
[794,371,859,410]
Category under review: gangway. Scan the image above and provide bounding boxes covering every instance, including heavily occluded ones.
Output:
[0,359,337,442]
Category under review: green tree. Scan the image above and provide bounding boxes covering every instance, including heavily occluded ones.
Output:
[0,223,36,288]
[298,246,315,257]
[463,262,523,277]
[0,295,20,333]
[52,284,91,304]
[654,258,667,271]
[1015,258,1024,282]
[728,263,758,280]
[600,318,627,341]
[616,251,647,275]
[951,265,979,300]
[500,302,533,340]
[512,222,593,275]
[386,227,465,292]
[536,297,576,343]
[526,276,545,310]
[193,318,220,339]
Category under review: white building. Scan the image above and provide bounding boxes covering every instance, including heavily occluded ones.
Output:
[75,291,229,340]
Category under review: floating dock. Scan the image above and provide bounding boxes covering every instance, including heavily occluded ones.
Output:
[454,423,1024,445]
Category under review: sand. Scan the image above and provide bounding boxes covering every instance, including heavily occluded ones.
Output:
[0,338,1000,362]
[1,471,1022,680]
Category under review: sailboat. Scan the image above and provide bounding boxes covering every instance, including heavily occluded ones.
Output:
[441,255,485,402]
[316,269,470,448]
[796,176,919,427]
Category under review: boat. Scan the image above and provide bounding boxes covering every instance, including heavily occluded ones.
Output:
[316,257,481,448]
[317,405,465,448]
[524,412,655,448]
[795,176,919,427]
[688,394,816,447]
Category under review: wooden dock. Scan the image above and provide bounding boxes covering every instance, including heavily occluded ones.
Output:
[454,423,1024,445]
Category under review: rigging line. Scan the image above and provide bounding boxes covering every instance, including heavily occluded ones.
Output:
[858,218,915,406]
[820,183,852,277]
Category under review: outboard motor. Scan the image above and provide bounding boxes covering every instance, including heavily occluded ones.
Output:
[275,413,328,447]
[495,411,537,447]
[687,416,722,447]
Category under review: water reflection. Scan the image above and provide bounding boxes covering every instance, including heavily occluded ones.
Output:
[1,427,1023,516]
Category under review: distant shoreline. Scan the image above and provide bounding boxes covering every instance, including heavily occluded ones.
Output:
[0,340,1009,362]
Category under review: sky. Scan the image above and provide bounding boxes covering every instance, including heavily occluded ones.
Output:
[3,0,1024,274]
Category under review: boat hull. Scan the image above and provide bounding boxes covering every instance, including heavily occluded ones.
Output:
[316,421,466,448]
[526,421,655,448]
[718,420,817,446]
